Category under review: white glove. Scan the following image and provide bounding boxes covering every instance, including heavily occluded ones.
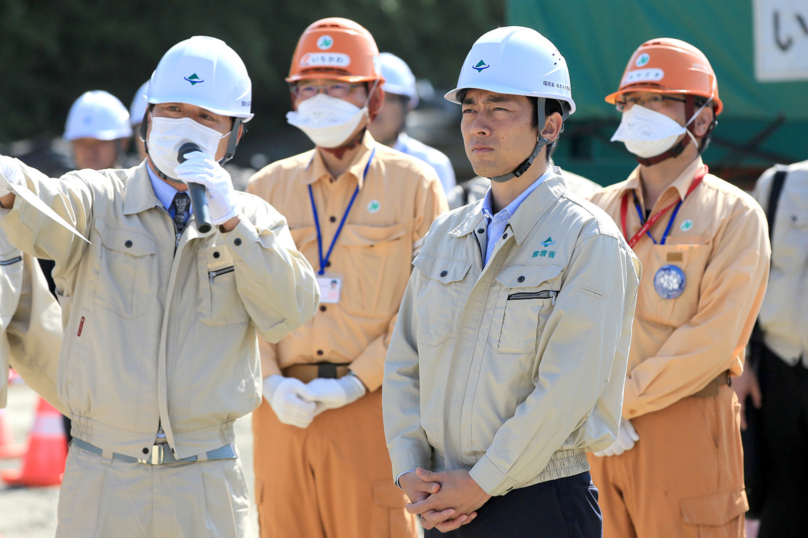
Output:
[263,375,317,429]
[173,152,238,225]
[0,156,24,198]
[594,419,639,457]
[304,374,366,415]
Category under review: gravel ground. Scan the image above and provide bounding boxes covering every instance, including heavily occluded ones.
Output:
[0,383,260,538]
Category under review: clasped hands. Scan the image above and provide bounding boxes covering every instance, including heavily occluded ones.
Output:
[399,468,491,533]
[263,374,366,428]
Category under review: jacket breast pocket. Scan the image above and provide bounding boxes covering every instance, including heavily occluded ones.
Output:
[0,249,23,318]
[196,245,249,326]
[412,256,471,346]
[639,241,711,328]
[94,225,157,319]
[495,264,563,354]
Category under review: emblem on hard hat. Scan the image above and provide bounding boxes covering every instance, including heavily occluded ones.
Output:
[654,265,686,299]
[636,53,650,67]
[317,35,334,50]
[184,73,204,85]
[472,60,490,73]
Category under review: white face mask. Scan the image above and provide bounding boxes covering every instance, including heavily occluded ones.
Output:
[286,93,369,148]
[147,116,229,180]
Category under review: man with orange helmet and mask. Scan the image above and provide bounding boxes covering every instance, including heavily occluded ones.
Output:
[586,39,770,537]
[247,18,447,538]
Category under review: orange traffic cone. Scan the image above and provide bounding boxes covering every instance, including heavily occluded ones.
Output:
[1,398,67,487]
[0,408,25,458]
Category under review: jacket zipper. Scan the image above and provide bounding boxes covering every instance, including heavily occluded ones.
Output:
[208,266,234,285]
[0,255,23,266]
[507,290,557,305]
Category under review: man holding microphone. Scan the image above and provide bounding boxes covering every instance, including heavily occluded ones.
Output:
[0,36,318,537]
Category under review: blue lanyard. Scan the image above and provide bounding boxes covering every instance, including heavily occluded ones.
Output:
[308,148,375,275]
[632,192,683,246]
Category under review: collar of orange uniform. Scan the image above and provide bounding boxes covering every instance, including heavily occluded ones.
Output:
[303,131,376,189]
[619,156,705,210]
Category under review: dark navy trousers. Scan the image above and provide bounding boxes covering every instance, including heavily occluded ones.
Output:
[424,471,602,538]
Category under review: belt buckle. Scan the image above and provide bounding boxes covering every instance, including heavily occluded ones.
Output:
[146,445,165,465]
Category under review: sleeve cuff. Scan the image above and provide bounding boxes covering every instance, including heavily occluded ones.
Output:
[225,217,260,259]
[348,356,383,392]
[389,450,432,483]
[469,453,519,497]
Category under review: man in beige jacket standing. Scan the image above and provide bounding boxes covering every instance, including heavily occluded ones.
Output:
[383,27,640,537]
[0,36,318,537]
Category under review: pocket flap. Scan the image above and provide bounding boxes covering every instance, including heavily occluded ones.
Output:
[680,488,748,526]
[413,255,471,284]
[339,223,406,247]
[200,245,235,270]
[99,225,156,257]
[373,481,408,508]
[497,264,563,288]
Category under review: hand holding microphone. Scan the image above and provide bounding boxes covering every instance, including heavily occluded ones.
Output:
[174,147,238,231]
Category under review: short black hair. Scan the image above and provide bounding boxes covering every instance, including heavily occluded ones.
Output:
[529,97,563,163]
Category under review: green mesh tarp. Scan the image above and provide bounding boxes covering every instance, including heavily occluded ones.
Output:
[507,0,808,121]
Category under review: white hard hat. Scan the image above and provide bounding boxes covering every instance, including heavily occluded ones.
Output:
[379,52,418,107]
[64,91,133,141]
[129,81,149,126]
[146,36,253,122]
[445,26,575,119]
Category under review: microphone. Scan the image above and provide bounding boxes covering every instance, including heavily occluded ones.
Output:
[177,142,212,233]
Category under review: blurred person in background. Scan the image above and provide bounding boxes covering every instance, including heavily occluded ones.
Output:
[369,52,456,195]
[130,81,150,161]
[0,36,318,537]
[732,160,808,538]
[384,26,640,537]
[64,90,132,170]
[587,38,770,538]
[248,18,446,538]
[1,228,65,416]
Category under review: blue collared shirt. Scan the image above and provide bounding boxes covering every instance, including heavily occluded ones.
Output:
[146,164,193,219]
[481,169,552,267]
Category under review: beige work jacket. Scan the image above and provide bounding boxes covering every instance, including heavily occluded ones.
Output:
[383,173,641,496]
[0,230,65,413]
[753,161,808,367]
[0,160,319,459]
[590,158,770,418]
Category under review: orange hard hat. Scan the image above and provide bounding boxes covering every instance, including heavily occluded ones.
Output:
[606,38,723,116]
[287,18,384,84]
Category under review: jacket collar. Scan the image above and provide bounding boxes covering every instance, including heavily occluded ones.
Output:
[302,131,377,189]
[451,171,566,246]
[123,160,165,216]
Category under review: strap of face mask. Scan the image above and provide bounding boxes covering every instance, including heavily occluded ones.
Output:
[490,97,550,183]
[635,94,715,167]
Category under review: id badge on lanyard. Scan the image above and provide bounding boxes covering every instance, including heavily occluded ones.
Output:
[308,148,376,306]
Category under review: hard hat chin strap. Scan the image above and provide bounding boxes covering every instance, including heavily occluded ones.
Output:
[636,95,716,167]
[489,97,551,183]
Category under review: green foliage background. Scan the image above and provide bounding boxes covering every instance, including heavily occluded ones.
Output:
[0,0,504,143]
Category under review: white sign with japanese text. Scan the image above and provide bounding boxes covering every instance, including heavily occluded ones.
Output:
[754,0,808,81]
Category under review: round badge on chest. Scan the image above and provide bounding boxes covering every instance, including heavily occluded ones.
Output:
[654,264,686,300]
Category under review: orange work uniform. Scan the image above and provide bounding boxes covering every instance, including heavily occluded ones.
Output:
[587,157,770,537]
[247,132,447,538]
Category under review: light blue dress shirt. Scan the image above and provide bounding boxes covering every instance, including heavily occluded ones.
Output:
[146,164,193,219]
[393,133,457,195]
[481,169,552,267]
